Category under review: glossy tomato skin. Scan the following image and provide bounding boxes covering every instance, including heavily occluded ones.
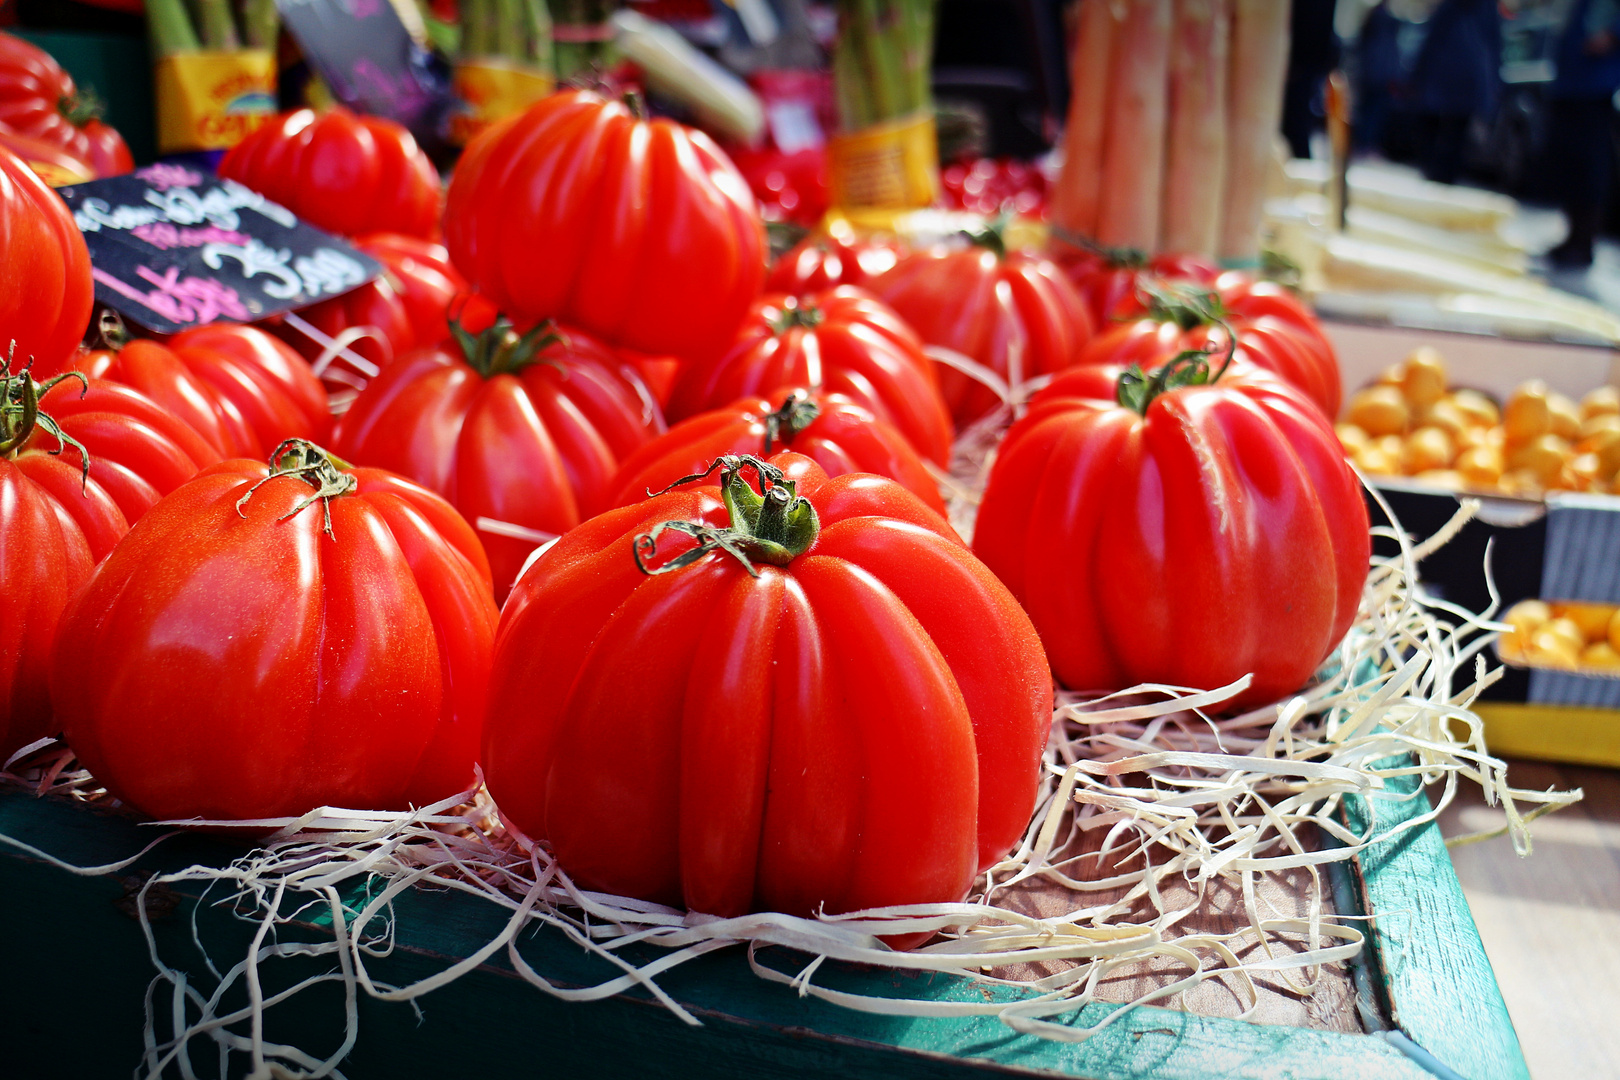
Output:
[667,287,953,467]
[82,119,133,177]
[764,231,903,295]
[353,232,469,348]
[273,272,417,392]
[870,246,1094,429]
[483,455,1052,923]
[0,34,131,175]
[80,340,259,458]
[219,108,441,239]
[1060,250,1221,327]
[166,324,333,455]
[444,90,765,362]
[974,366,1369,709]
[52,458,497,820]
[609,391,946,514]
[0,145,93,376]
[331,325,663,600]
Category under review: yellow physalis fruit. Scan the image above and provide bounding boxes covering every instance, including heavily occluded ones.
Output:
[1530,622,1583,669]
[1357,440,1401,476]
[1402,426,1456,474]
[1400,348,1448,409]
[1503,381,1552,445]
[1608,607,1620,653]
[1346,385,1409,437]
[1500,468,1546,496]
[1581,642,1620,670]
[1578,415,1620,476]
[1414,469,1465,490]
[1556,602,1614,643]
[1336,423,1370,458]
[1375,364,1404,387]
[1451,388,1500,428]
[1416,397,1468,438]
[1456,445,1503,487]
[1572,452,1606,488]
[1580,385,1620,421]
[1506,599,1552,636]
[1548,393,1582,441]
[1505,434,1570,487]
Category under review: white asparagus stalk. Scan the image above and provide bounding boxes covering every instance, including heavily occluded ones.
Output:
[1049,0,1119,246]
[1096,0,1173,252]
[1159,0,1229,257]
[1218,0,1290,263]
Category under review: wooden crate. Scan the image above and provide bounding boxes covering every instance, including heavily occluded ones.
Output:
[0,762,1525,1080]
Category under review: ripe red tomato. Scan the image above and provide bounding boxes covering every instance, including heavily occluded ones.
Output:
[219,108,442,240]
[667,287,953,468]
[1058,248,1221,328]
[53,443,498,820]
[870,239,1094,429]
[609,389,945,514]
[973,358,1369,709]
[272,271,417,392]
[0,144,92,377]
[444,90,765,362]
[1074,275,1342,419]
[764,229,904,295]
[0,128,95,186]
[331,318,664,600]
[0,34,132,178]
[0,362,127,757]
[353,232,469,347]
[483,454,1052,924]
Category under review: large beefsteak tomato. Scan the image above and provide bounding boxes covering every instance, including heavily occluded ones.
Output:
[444,89,765,362]
[870,233,1094,429]
[0,143,92,376]
[482,454,1052,923]
[219,108,442,240]
[666,287,953,468]
[765,228,903,295]
[0,34,132,177]
[52,442,497,820]
[973,356,1369,708]
[331,317,663,599]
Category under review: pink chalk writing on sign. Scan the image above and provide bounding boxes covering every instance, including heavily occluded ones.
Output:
[132,163,204,191]
[131,224,253,251]
[346,0,381,17]
[92,266,253,326]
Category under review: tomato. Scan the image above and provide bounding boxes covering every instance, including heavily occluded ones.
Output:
[610,389,945,514]
[52,442,497,820]
[331,317,664,600]
[667,287,953,468]
[0,143,92,378]
[1059,248,1221,328]
[0,361,127,757]
[272,272,417,392]
[1074,275,1342,419]
[482,454,1052,926]
[218,108,442,240]
[444,90,765,363]
[0,128,94,186]
[353,232,469,348]
[973,357,1369,709]
[764,228,904,295]
[164,324,332,454]
[870,235,1094,429]
[0,33,132,178]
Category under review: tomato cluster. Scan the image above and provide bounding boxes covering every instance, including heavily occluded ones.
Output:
[0,90,1366,945]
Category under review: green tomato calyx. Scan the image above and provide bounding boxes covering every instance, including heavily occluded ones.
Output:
[449,314,568,379]
[0,341,92,488]
[762,391,820,454]
[766,296,827,335]
[632,455,820,579]
[235,439,357,539]
[1116,341,1236,417]
[1142,284,1228,332]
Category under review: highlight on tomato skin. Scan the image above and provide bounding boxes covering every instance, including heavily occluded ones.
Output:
[49,441,498,823]
[481,454,1052,943]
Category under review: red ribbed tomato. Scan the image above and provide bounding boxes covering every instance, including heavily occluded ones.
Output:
[1074,276,1342,419]
[273,272,417,392]
[445,90,765,362]
[354,232,468,347]
[0,143,92,376]
[332,318,663,599]
[1058,248,1221,327]
[870,235,1094,429]
[609,389,945,514]
[973,358,1369,709]
[53,443,497,820]
[483,454,1052,925]
[765,229,903,295]
[0,34,132,178]
[667,288,953,468]
[219,108,442,239]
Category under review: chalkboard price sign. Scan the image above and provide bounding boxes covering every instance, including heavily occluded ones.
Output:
[57,164,382,335]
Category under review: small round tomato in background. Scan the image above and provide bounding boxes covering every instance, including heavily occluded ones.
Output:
[764,227,904,296]
[352,232,469,348]
[973,355,1369,710]
[0,143,93,379]
[667,287,954,469]
[870,225,1094,430]
[331,316,664,601]
[0,33,133,178]
[483,454,1051,928]
[52,442,497,821]
[609,389,945,514]
[219,108,442,240]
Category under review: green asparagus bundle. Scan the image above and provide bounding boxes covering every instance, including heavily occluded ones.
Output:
[832,0,936,132]
[461,0,554,70]
[547,0,618,83]
[147,0,280,54]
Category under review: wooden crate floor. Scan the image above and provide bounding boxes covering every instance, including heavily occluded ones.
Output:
[1440,759,1620,1079]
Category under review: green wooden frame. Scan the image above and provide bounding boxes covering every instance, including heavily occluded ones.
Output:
[0,767,1523,1080]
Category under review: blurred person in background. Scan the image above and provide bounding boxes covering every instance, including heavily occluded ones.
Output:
[1407,0,1501,183]
[1353,0,1407,153]
[1283,0,1342,158]
[1546,0,1620,268]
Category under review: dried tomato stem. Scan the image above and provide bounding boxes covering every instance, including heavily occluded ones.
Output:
[762,392,820,453]
[449,315,568,379]
[235,439,357,539]
[766,298,827,336]
[633,455,820,578]
[0,343,92,485]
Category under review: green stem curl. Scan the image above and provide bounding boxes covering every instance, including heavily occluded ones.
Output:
[633,456,820,579]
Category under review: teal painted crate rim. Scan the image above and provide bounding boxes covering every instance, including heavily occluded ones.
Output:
[0,756,1523,1080]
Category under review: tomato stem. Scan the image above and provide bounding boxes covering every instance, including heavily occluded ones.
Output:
[234,438,357,539]
[762,391,820,454]
[0,342,93,487]
[449,314,568,379]
[1115,336,1237,416]
[766,297,827,336]
[1047,223,1148,269]
[633,455,820,578]
[959,211,1012,260]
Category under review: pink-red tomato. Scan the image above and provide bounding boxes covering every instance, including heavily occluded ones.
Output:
[219,108,442,239]
[1057,248,1222,328]
[482,454,1052,927]
[353,232,469,348]
[444,90,765,362]
[764,229,904,295]
[0,33,133,177]
[667,287,954,468]
[165,324,333,454]
[973,361,1369,709]
[52,444,497,820]
[0,143,92,377]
